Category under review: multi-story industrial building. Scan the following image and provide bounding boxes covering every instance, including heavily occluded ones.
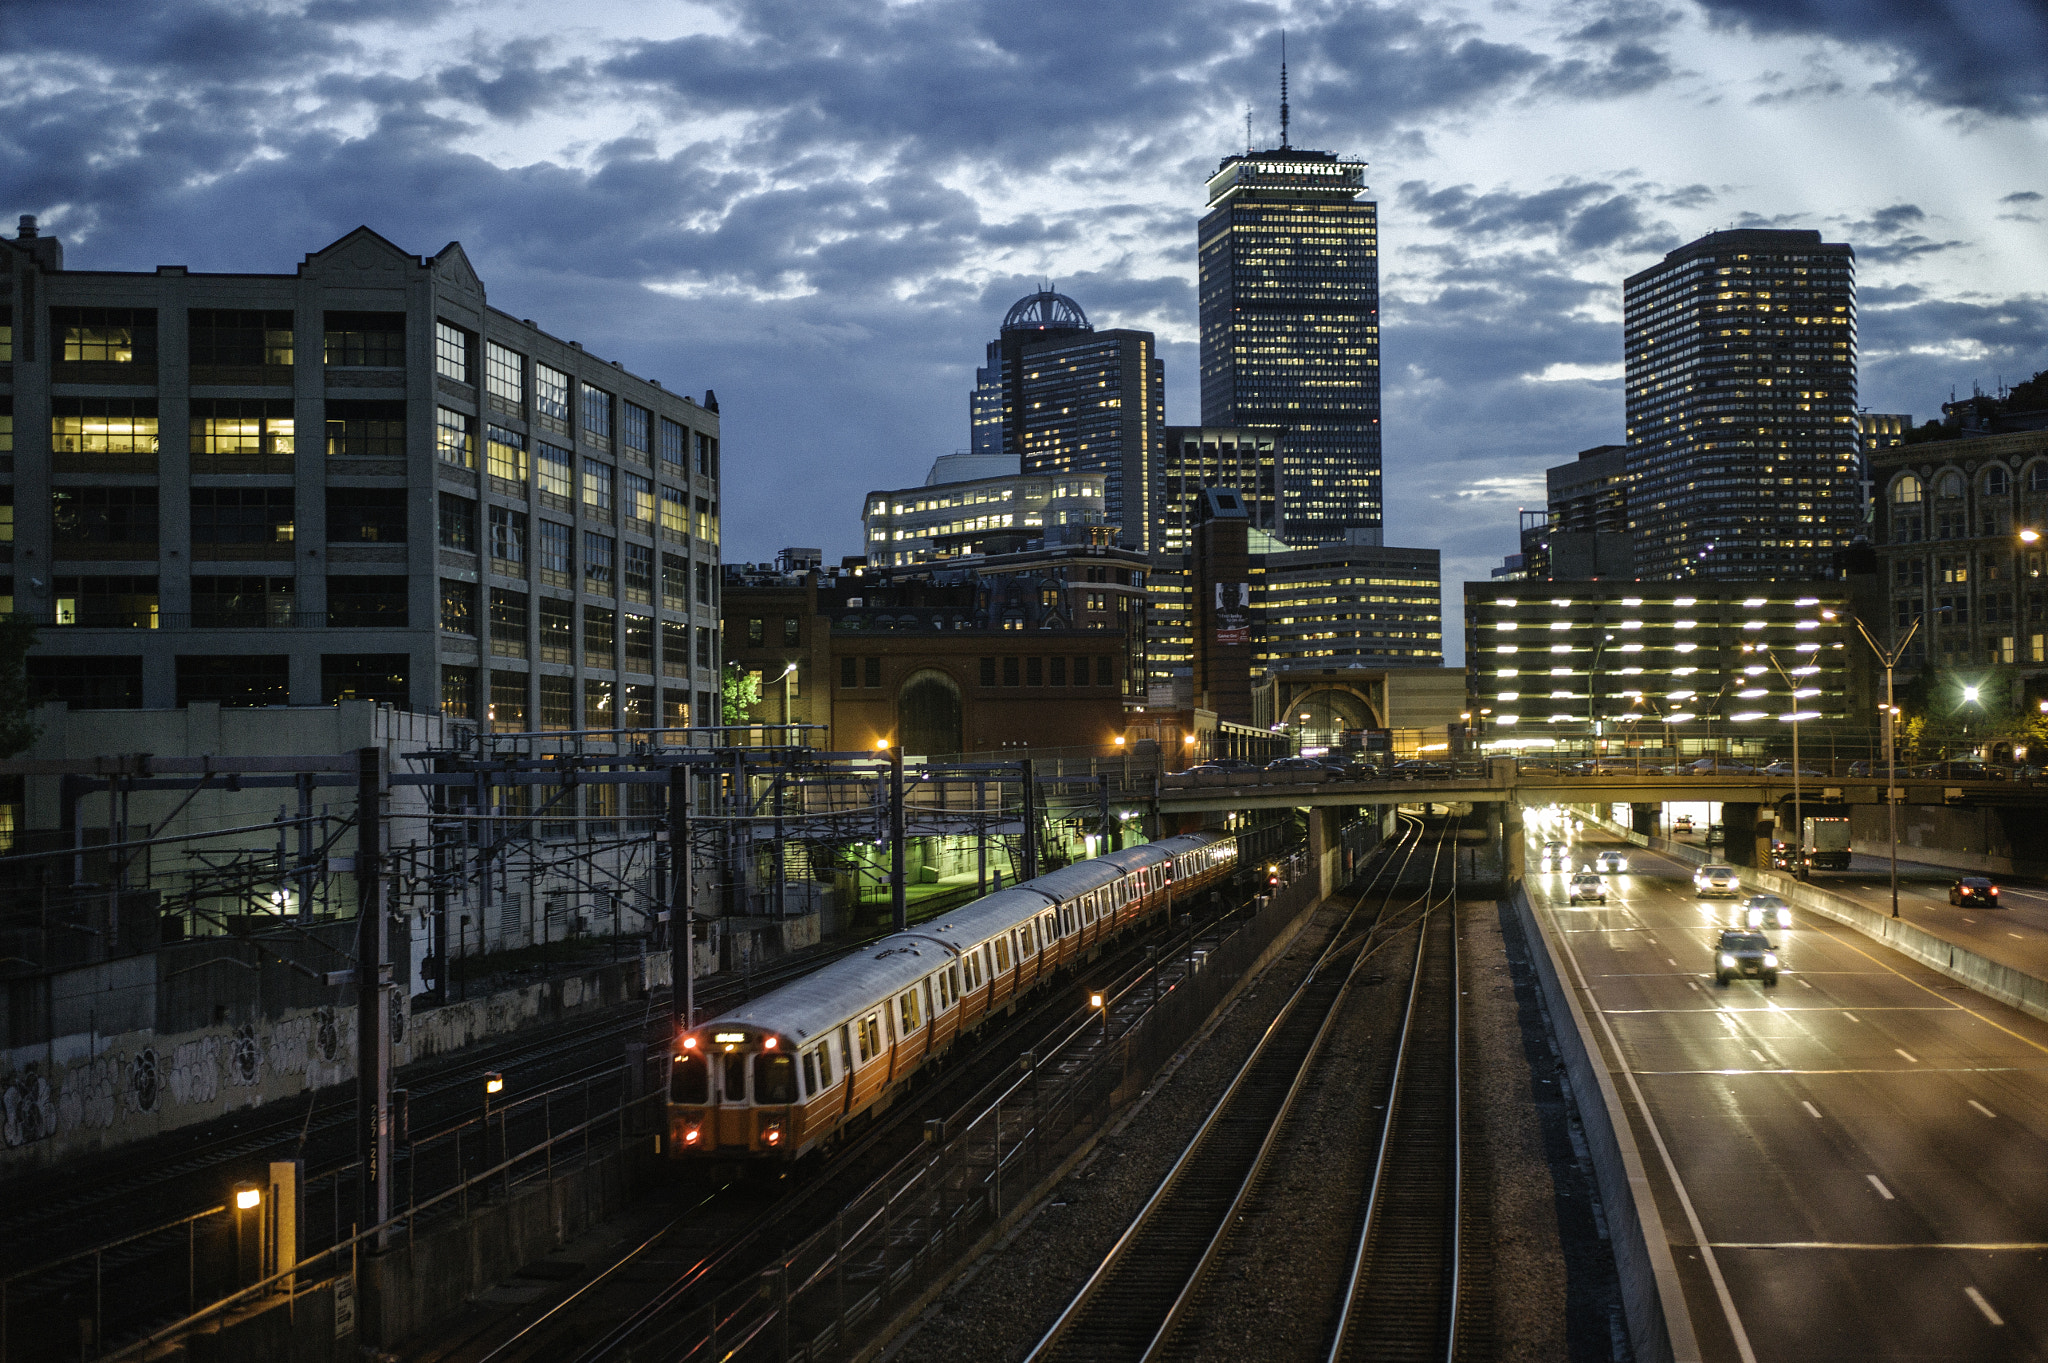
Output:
[862,461,1109,568]
[968,290,1162,554]
[1623,228,1859,580]
[1198,145,1381,546]
[1870,428,2048,682]
[1252,540,1441,670]
[1464,579,1855,754]
[1549,444,1630,536]
[2,220,724,731]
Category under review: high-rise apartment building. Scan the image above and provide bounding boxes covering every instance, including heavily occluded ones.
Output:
[1624,229,1858,580]
[970,290,1162,554]
[1198,146,1380,546]
[2,221,723,729]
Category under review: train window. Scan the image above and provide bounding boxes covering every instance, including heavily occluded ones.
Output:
[858,1015,881,1062]
[721,1053,747,1103]
[994,936,1011,972]
[801,1052,818,1096]
[899,990,922,1034]
[1044,911,1057,940]
[671,1052,709,1103]
[755,1053,797,1104]
[819,1040,836,1085]
[950,963,964,995]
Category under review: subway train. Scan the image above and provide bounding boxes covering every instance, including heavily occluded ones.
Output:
[666,831,1242,1161]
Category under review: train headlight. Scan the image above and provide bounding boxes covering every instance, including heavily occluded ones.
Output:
[682,1036,697,1050]
[683,1126,702,1145]
[763,1036,777,1050]
[763,1124,783,1145]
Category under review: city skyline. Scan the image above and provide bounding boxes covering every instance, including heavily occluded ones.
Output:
[3,1,2046,664]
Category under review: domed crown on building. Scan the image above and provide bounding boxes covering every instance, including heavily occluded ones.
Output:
[1001,289,1090,333]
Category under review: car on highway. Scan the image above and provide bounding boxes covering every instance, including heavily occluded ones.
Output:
[1740,893,1793,929]
[1391,759,1457,779]
[1950,877,2002,907]
[1693,864,1740,897]
[1919,761,1999,780]
[1714,929,1780,987]
[1674,815,1694,833]
[1188,758,1259,772]
[1687,758,1756,774]
[1539,840,1572,871]
[1704,823,1725,845]
[1761,761,1825,777]
[1594,850,1629,874]
[1265,756,1334,774]
[1568,872,1607,904]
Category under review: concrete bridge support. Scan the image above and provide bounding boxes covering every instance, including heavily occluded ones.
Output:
[1308,804,1345,898]
[1630,802,1659,837]
[1458,802,1513,895]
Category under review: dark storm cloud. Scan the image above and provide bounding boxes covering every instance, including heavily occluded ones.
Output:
[1859,293,2048,417]
[1396,180,1675,253]
[1844,202,1965,264]
[1694,0,2048,117]
[2004,192,2045,204]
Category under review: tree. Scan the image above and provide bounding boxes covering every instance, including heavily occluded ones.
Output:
[0,617,38,757]
[2006,366,2048,413]
[720,663,760,725]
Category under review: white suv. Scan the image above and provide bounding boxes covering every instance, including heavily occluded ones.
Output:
[1693,865,1740,898]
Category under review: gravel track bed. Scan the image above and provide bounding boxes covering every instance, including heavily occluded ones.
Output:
[883,897,1350,1363]
[884,893,1633,1363]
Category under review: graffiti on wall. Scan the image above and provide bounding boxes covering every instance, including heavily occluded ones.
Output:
[2,1064,57,1147]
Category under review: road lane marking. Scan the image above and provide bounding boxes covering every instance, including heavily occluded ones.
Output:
[1802,1101,1822,1118]
[1965,1287,2004,1326]
[1844,1012,1861,1022]
[1969,1099,1997,1118]
[1667,957,1679,966]
[1797,978,1812,988]
[1896,1048,1920,1062]
[1709,1242,2048,1250]
[1750,1048,1770,1063]
[1542,898,1752,1363]
[1787,923,2048,1061]
[1867,1174,1895,1200]
[2010,933,2024,939]
[1687,980,1701,991]
[1634,1066,2017,1075]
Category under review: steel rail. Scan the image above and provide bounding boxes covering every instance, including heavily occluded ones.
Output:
[1022,817,1442,1363]
[1325,811,1464,1363]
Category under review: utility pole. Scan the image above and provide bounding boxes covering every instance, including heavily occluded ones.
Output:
[667,764,694,1031]
[355,746,391,1251]
[887,745,907,932]
[1021,758,1039,880]
[1856,615,1920,918]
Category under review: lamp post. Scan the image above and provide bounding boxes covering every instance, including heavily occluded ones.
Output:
[1854,615,1919,918]
[778,661,797,741]
[1747,643,1821,880]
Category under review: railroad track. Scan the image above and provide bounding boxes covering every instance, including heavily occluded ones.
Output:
[1023,816,1451,1363]
[1327,874,1471,1362]
[404,871,1285,1363]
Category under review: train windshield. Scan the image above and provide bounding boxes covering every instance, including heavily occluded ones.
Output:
[721,1052,748,1102]
[671,1051,708,1103]
[755,1053,797,1104]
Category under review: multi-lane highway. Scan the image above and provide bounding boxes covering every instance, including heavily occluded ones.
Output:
[1529,821,2048,1362]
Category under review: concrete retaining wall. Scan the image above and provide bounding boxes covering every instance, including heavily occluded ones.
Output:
[1510,885,1698,1363]
[0,950,673,1174]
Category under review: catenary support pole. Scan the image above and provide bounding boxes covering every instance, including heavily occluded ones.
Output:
[889,745,907,933]
[355,746,391,1252]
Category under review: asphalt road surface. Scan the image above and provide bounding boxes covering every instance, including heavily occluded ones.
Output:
[1529,820,2048,1363]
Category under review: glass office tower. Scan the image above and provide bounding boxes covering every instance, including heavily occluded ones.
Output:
[1198,147,1380,547]
[1624,229,1858,580]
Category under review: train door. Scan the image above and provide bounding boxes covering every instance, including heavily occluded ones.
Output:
[715,1041,751,1148]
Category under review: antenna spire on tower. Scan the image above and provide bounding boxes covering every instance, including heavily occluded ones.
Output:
[1279,29,1290,148]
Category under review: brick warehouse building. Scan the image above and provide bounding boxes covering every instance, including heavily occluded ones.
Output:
[0,220,724,728]
[724,548,1146,755]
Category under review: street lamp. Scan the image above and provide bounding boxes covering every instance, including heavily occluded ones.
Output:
[1854,615,1920,918]
[1745,643,1817,880]
[777,661,797,737]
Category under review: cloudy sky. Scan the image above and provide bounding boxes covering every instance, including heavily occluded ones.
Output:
[6,0,2046,660]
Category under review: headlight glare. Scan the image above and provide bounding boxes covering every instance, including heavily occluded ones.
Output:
[1719,953,1736,967]
[1763,953,1779,967]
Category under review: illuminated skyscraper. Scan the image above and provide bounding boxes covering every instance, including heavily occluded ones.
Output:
[1624,229,1858,579]
[1198,144,1380,546]
[971,289,1163,554]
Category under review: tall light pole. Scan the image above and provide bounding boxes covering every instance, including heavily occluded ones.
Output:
[1748,643,1820,881]
[777,661,797,741]
[1855,615,1920,918]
